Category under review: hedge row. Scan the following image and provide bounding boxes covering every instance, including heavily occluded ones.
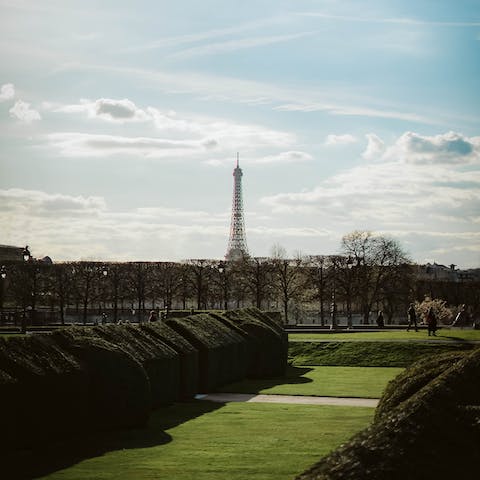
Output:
[296,347,480,480]
[0,308,286,450]
[288,340,475,367]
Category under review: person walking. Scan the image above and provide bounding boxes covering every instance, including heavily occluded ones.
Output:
[148,310,158,322]
[426,307,437,336]
[376,310,385,328]
[407,303,418,332]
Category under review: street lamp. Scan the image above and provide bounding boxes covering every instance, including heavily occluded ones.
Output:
[0,265,6,312]
[218,261,228,310]
[330,259,337,330]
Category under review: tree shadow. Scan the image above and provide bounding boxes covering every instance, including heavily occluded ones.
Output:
[4,399,224,480]
[216,366,314,394]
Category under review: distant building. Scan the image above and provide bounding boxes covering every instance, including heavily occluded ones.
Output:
[416,262,480,282]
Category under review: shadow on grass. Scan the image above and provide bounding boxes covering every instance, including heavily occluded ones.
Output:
[216,366,314,394]
[4,399,224,480]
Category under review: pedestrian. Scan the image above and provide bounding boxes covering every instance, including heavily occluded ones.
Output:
[148,310,158,322]
[101,312,108,324]
[426,307,437,336]
[376,310,385,328]
[407,303,418,332]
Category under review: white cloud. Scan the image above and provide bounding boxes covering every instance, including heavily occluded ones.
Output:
[386,131,480,164]
[46,132,216,158]
[167,32,315,60]
[9,100,41,123]
[324,134,357,146]
[54,98,149,123]
[0,83,14,101]
[362,133,385,160]
[256,151,313,164]
[260,130,480,267]
[0,188,229,261]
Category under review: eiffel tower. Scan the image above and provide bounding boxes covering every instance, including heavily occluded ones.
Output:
[226,153,249,260]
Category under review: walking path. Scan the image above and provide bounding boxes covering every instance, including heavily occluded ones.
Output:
[195,393,378,407]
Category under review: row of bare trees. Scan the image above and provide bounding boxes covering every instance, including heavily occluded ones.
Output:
[1,231,477,324]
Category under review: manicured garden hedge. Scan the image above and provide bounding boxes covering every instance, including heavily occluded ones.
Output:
[140,321,199,400]
[213,308,288,377]
[0,309,287,451]
[288,340,475,367]
[296,347,480,480]
[166,313,248,392]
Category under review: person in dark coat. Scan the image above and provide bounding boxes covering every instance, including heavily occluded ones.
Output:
[426,307,437,336]
[407,303,418,332]
[376,310,385,328]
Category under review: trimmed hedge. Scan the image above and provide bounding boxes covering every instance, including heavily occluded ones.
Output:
[51,328,151,430]
[0,309,287,451]
[213,308,288,377]
[166,314,247,392]
[296,347,480,480]
[288,340,475,367]
[93,324,180,407]
[140,322,199,400]
[0,335,88,448]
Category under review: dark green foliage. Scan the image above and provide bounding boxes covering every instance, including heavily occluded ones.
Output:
[140,322,199,400]
[375,350,468,419]
[289,340,474,367]
[166,314,247,392]
[296,348,480,480]
[52,328,151,430]
[215,307,288,377]
[93,324,179,407]
[0,309,287,452]
[0,335,88,448]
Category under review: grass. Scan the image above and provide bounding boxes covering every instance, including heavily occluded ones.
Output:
[37,401,374,480]
[217,365,402,398]
[289,329,480,342]
[289,340,474,367]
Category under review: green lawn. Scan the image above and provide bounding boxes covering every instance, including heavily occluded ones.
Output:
[289,329,480,342]
[218,365,402,398]
[39,401,374,480]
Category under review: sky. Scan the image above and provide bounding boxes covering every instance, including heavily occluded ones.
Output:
[1,0,479,268]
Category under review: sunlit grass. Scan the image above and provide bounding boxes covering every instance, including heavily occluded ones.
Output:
[39,401,374,480]
[218,365,402,398]
[289,329,480,342]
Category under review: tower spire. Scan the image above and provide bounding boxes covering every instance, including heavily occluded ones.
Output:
[226,153,248,261]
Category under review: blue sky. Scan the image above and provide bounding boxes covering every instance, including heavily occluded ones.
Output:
[1,0,479,267]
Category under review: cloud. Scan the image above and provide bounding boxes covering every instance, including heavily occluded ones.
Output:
[54,98,149,123]
[256,151,313,164]
[9,100,41,123]
[260,130,480,266]
[324,134,358,146]
[0,188,230,261]
[0,188,106,216]
[362,133,385,160]
[0,83,14,101]
[387,131,480,164]
[46,132,216,158]
[167,32,316,60]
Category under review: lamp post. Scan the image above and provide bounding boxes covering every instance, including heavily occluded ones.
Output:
[0,265,6,315]
[21,246,33,334]
[218,261,228,310]
[330,259,337,330]
[346,257,354,329]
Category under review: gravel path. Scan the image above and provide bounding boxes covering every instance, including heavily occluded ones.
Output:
[195,393,378,407]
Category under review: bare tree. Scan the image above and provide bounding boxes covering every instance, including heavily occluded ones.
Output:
[271,246,307,324]
[341,231,410,324]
